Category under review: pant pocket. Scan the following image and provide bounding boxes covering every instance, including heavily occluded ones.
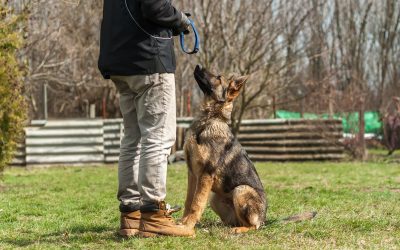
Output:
[142,74,166,118]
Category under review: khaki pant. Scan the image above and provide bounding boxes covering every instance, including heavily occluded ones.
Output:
[111,73,176,207]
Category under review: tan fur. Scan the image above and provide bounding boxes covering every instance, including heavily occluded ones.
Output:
[181,66,266,233]
[231,226,256,234]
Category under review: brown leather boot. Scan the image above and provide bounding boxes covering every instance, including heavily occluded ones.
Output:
[119,210,141,237]
[139,201,195,238]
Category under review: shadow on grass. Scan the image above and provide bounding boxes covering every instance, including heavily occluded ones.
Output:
[1,224,124,247]
[3,216,284,247]
[265,218,280,226]
[194,217,281,230]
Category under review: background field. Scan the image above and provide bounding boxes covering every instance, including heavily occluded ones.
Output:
[1,162,399,249]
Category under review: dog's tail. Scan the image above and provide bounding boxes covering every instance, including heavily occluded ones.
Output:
[281,211,317,224]
[266,211,317,226]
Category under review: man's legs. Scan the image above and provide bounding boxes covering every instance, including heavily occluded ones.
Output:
[133,73,193,237]
[135,73,176,204]
[115,73,176,204]
[112,77,143,237]
[112,77,142,211]
[112,73,193,237]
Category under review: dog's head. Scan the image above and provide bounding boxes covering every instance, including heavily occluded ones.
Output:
[194,65,248,106]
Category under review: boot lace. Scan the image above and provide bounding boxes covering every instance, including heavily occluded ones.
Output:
[164,203,182,222]
[165,203,181,215]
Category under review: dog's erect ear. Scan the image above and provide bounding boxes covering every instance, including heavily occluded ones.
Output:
[227,76,248,101]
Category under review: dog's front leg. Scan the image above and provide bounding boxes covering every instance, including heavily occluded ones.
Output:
[181,173,213,229]
[183,170,197,217]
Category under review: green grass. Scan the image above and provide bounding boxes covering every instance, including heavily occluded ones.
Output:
[1,162,400,249]
[368,148,400,157]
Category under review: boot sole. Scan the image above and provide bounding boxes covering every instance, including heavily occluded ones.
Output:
[119,229,140,237]
[139,231,195,238]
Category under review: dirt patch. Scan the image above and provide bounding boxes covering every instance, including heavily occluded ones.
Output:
[388,188,400,193]
[360,187,400,193]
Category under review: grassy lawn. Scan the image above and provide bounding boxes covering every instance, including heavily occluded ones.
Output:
[1,162,399,249]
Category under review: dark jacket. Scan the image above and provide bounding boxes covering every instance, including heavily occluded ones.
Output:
[98,0,183,79]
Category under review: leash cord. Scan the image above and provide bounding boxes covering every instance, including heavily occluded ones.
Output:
[124,0,172,40]
[124,0,199,54]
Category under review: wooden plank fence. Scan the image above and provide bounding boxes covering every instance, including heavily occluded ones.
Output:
[11,118,344,166]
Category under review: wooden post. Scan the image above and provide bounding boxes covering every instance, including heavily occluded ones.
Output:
[357,97,366,160]
[83,100,89,118]
[298,89,304,118]
[102,97,107,119]
[328,84,334,118]
[179,88,184,117]
[273,95,276,119]
[43,83,48,120]
[187,90,191,117]
[300,98,304,118]
[90,104,96,119]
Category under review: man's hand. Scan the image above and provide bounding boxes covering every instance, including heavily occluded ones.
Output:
[172,12,191,36]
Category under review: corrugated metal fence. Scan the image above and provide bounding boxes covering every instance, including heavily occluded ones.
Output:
[103,119,123,163]
[12,118,344,166]
[25,120,104,164]
[237,119,343,161]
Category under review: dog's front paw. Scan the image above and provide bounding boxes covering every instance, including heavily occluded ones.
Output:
[181,216,196,228]
[231,226,256,234]
[181,216,189,225]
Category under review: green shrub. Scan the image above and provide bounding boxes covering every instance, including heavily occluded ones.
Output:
[0,5,26,171]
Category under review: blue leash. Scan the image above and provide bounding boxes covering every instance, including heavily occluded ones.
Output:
[124,0,199,54]
[180,19,200,54]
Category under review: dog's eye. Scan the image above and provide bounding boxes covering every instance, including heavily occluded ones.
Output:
[216,75,221,80]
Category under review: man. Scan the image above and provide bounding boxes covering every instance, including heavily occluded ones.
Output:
[98,0,194,237]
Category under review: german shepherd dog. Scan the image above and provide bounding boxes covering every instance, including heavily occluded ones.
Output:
[181,65,267,233]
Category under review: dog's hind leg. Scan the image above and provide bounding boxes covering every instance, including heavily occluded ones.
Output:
[183,170,197,217]
[210,193,239,226]
[231,185,265,233]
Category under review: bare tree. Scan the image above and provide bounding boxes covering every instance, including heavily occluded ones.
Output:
[17,0,119,119]
[9,0,400,132]
[176,0,316,137]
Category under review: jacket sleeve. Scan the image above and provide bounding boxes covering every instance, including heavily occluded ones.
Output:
[139,0,182,29]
